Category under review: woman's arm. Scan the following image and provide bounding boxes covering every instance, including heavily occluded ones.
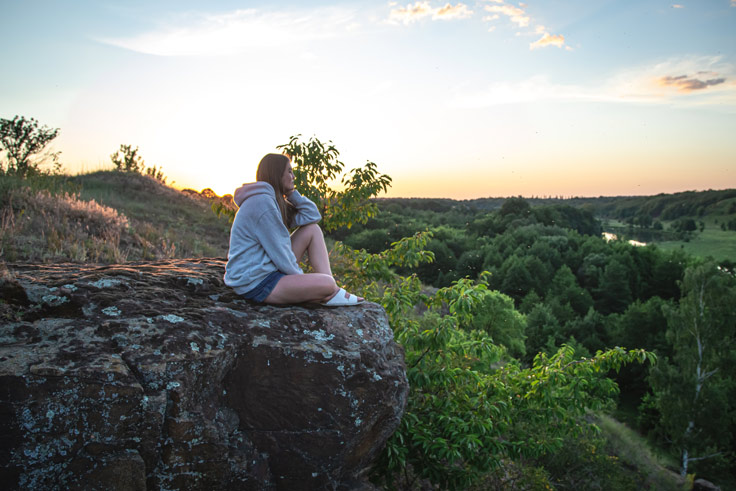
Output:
[254,206,303,275]
[287,190,321,228]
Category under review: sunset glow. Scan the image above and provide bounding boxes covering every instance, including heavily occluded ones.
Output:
[1,0,734,199]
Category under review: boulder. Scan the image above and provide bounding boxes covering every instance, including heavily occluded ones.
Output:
[0,258,408,490]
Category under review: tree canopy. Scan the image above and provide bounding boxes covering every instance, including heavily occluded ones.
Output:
[0,115,60,177]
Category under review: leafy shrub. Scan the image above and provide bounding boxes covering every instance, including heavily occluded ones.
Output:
[110,144,167,183]
[324,183,654,490]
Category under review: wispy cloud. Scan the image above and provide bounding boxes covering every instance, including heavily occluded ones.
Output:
[528,25,566,51]
[482,1,566,50]
[99,7,358,56]
[483,1,529,27]
[671,4,685,8]
[612,58,733,102]
[448,56,736,108]
[388,1,472,25]
[658,74,726,92]
[529,32,565,50]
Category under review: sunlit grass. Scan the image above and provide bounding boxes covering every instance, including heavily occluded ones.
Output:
[1,171,232,263]
[602,217,735,262]
[656,217,735,262]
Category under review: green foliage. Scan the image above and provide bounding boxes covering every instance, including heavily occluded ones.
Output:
[468,290,527,359]
[277,135,391,231]
[593,189,736,221]
[499,196,531,218]
[647,261,736,480]
[672,217,697,233]
[306,145,656,489]
[0,115,60,177]
[111,144,145,173]
[145,165,167,184]
[110,144,167,183]
[334,192,729,486]
[595,258,633,314]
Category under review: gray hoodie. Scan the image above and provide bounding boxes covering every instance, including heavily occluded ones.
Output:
[223,181,321,295]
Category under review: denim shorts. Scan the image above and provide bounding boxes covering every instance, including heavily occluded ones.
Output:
[241,271,285,303]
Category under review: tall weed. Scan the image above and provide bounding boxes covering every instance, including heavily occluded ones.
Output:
[1,171,231,263]
[1,186,129,263]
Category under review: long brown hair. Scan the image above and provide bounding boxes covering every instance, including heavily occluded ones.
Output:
[256,153,295,226]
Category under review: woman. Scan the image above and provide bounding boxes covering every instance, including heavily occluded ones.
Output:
[224,153,363,306]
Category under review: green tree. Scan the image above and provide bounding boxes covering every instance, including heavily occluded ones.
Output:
[499,196,531,219]
[111,144,145,173]
[277,135,391,231]
[550,265,594,317]
[468,290,527,359]
[595,258,633,314]
[648,261,736,478]
[414,238,457,286]
[497,255,534,303]
[0,115,60,177]
[524,303,563,362]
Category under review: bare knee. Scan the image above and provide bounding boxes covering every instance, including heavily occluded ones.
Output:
[320,274,338,296]
[303,223,323,237]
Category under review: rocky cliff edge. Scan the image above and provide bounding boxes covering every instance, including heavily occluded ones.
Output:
[0,258,408,490]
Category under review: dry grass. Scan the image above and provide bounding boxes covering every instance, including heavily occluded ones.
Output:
[0,171,232,264]
[1,187,129,263]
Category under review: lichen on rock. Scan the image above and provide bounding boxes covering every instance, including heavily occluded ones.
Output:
[0,258,408,490]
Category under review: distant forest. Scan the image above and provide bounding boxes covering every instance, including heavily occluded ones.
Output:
[328,188,736,486]
[374,188,736,219]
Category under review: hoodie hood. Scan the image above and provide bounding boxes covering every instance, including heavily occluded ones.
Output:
[233,181,275,207]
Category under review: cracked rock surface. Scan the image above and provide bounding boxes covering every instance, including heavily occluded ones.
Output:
[0,258,408,490]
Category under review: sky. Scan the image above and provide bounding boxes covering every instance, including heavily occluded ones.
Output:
[1,0,735,199]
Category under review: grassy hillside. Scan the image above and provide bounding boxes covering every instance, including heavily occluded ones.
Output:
[655,218,736,262]
[592,189,736,220]
[0,171,233,263]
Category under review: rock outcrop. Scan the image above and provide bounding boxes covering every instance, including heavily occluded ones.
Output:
[0,258,408,490]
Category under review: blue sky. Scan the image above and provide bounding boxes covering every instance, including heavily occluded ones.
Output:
[1,0,735,198]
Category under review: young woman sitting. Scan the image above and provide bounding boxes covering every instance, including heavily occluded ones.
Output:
[224,153,363,306]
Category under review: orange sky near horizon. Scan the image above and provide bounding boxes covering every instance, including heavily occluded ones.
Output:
[3,1,735,200]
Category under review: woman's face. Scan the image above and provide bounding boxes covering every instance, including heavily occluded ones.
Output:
[281,161,295,194]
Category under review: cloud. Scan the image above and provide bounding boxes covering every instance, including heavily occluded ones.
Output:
[600,57,735,104]
[388,1,472,24]
[482,1,566,50]
[671,4,684,8]
[529,32,565,50]
[448,56,736,109]
[435,3,473,20]
[658,74,727,92]
[483,2,529,27]
[99,7,358,56]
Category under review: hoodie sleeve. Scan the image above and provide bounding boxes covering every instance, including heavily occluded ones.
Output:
[287,190,322,228]
[254,205,303,275]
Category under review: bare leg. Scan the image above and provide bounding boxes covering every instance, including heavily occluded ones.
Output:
[290,224,332,275]
[264,273,338,304]
[271,223,361,305]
